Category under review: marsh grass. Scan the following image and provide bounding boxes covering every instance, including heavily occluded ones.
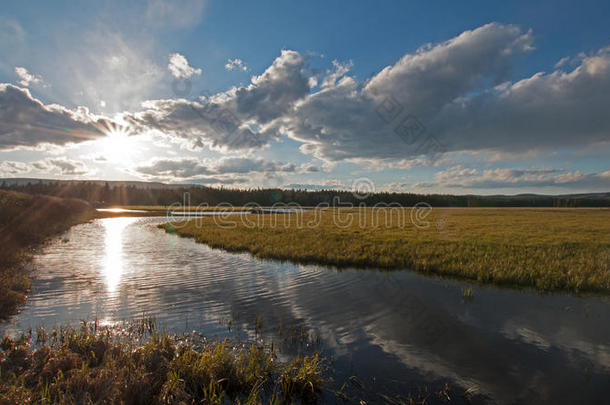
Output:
[0,190,95,319]
[0,319,324,404]
[162,207,610,293]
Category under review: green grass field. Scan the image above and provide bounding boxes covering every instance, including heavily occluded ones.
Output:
[163,207,610,293]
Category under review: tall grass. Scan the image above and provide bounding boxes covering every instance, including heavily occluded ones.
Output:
[0,190,95,318]
[162,208,610,292]
[0,320,324,404]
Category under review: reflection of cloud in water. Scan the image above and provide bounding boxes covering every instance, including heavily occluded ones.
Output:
[4,217,610,403]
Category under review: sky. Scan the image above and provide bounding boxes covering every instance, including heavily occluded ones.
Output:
[1,0,610,195]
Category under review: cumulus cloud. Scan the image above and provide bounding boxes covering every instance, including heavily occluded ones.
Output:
[0,84,115,150]
[265,23,610,165]
[270,23,538,162]
[415,165,610,190]
[124,50,310,151]
[225,58,248,71]
[168,53,202,79]
[433,46,610,153]
[14,67,43,87]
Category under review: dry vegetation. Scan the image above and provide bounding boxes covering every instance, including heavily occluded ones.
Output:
[163,207,610,292]
[0,190,95,319]
[0,320,323,404]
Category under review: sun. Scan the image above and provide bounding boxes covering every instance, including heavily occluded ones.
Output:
[101,129,136,163]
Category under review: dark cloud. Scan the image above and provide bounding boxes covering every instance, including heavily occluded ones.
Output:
[132,157,304,183]
[0,84,114,150]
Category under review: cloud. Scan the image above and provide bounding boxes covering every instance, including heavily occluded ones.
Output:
[0,158,92,177]
[145,0,206,29]
[269,23,537,162]
[225,58,248,72]
[56,29,165,113]
[132,158,213,179]
[321,60,353,88]
[168,53,202,79]
[124,50,310,151]
[132,156,304,182]
[0,161,31,176]
[433,46,610,153]
[14,67,43,87]
[262,23,610,166]
[415,165,610,190]
[32,157,93,176]
[0,84,116,150]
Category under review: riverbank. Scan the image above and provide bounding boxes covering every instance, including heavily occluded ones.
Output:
[162,207,610,293]
[0,190,96,319]
[0,319,323,404]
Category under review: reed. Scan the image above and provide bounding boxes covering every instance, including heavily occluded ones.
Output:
[0,320,324,404]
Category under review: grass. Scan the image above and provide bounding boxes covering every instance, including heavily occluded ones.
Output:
[0,320,324,404]
[161,207,610,293]
[0,190,96,319]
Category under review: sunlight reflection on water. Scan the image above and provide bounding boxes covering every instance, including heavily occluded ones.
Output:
[103,217,136,294]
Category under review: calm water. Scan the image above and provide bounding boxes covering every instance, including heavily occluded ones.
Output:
[2,217,610,404]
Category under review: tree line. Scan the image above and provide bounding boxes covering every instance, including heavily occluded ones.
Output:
[1,180,609,207]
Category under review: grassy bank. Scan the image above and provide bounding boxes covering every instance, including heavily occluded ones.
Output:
[162,208,610,293]
[0,320,323,404]
[0,190,96,319]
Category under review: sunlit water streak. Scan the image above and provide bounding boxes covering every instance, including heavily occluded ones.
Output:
[2,217,610,404]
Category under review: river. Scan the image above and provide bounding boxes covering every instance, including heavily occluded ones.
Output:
[2,216,609,404]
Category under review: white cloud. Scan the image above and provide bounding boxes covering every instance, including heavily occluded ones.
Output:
[14,67,43,87]
[59,29,165,113]
[145,0,206,29]
[168,53,202,79]
[321,59,352,88]
[225,58,248,71]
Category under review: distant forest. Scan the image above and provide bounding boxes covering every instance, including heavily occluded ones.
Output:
[2,180,610,207]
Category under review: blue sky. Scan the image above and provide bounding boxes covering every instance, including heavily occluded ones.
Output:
[1,0,609,194]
